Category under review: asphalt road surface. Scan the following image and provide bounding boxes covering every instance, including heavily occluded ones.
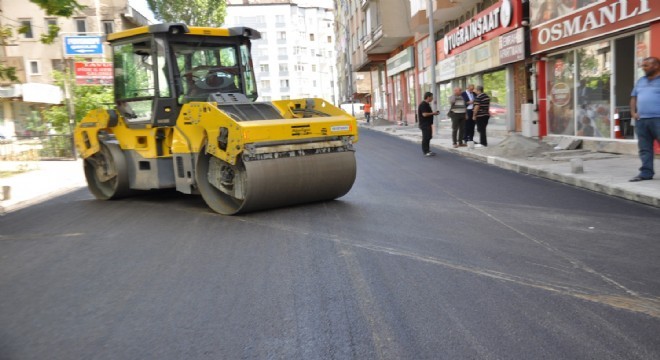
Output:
[1,129,659,360]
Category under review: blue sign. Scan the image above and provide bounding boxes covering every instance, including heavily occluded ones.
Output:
[64,36,104,56]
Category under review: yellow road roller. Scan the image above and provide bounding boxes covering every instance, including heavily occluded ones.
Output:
[74,23,358,215]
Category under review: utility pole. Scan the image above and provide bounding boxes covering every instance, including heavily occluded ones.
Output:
[427,0,438,133]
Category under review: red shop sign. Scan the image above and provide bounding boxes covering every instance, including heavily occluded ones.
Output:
[443,0,522,56]
[531,0,660,54]
[74,62,113,85]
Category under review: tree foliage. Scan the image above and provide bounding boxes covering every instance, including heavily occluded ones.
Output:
[29,0,85,17]
[147,0,227,27]
[42,70,113,134]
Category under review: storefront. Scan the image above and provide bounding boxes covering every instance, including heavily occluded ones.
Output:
[531,0,660,141]
[435,0,528,133]
[386,46,417,125]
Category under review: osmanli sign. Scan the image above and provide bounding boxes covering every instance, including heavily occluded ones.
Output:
[531,0,660,54]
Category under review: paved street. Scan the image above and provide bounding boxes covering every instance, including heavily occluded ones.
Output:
[1,129,660,359]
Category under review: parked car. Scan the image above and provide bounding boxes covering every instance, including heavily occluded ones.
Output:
[490,103,506,119]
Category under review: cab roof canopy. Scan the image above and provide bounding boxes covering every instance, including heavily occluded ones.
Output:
[106,23,261,42]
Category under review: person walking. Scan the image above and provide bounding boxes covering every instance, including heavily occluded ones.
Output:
[462,84,477,144]
[418,92,439,156]
[364,101,372,124]
[448,87,467,148]
[472,85,491,147]
[629,56,660,182]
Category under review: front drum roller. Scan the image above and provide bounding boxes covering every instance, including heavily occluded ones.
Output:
[196,146,357,215]
[83,142,131,200]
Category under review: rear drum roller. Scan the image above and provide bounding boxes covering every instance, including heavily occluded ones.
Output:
[196,145,357,215]
[83,142,130,200]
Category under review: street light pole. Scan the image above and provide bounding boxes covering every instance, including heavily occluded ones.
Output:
[427,0,438,133]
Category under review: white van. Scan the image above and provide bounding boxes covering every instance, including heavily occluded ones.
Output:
[340,103,364,118]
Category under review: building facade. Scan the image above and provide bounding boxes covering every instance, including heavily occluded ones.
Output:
[225,0,338,103]
[531,0,660,146]
[0,0,150,138]
[434,0,530,135]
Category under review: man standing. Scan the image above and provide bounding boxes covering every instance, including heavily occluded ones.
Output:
[363,101,372,124]
[629,56,660,182]
[472,85,491,147]
[462,84,477,143]
[418,92,439,156]
[448,87,467,148]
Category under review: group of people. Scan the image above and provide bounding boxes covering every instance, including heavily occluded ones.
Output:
[416,84,491,157]
[413,57,659,183]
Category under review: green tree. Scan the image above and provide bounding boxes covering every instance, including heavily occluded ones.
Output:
[41,70,113,134]
[147,0,227,26]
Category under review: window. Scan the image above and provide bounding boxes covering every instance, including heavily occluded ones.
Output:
[51,59,64,71]
[45,18,57,28]
[310,49,315,56]
[282,95,290,100]
[261,80,271,89]
[75,18,86,34]
[28,60,40,75]
[276,15,285,23]
[327,36,332,43]
[20,19,33,39]
[279,64,288,72]
[278,47,287,56]
[260,64,269,72]
[310,33,315,41]
[312,64,317,72]
[103,20,114,35]
[280,79,289,88]
[277,32,286,40]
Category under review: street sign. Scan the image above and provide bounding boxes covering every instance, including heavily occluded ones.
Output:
[64,36,104,56]
[74,62,113,85]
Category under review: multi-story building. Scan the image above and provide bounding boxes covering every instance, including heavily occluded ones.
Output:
[225,0,338,103]
[0,0,150,138]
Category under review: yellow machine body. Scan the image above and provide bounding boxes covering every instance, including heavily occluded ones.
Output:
[74,24,358,215]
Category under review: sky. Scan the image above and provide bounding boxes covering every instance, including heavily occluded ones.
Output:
[128,0,157,22]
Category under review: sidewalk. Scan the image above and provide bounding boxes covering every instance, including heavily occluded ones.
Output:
[0,160,86,215]
[360,118,660,208]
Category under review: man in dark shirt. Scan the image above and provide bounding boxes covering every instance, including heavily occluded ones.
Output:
[472,85,491,147]
[417,92,439,156]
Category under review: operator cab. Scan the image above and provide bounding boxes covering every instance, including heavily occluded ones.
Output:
[109,23,260,127]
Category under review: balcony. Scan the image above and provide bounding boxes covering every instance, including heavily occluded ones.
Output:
[410,0,483,37]
[362,1,411,56]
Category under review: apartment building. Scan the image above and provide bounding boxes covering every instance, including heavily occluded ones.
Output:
[0,0,150,137]
[225,0,338,103]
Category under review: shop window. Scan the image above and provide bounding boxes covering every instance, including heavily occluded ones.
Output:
[577,42,611,137]
[547,52,576,136]
[483,69,508,126]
